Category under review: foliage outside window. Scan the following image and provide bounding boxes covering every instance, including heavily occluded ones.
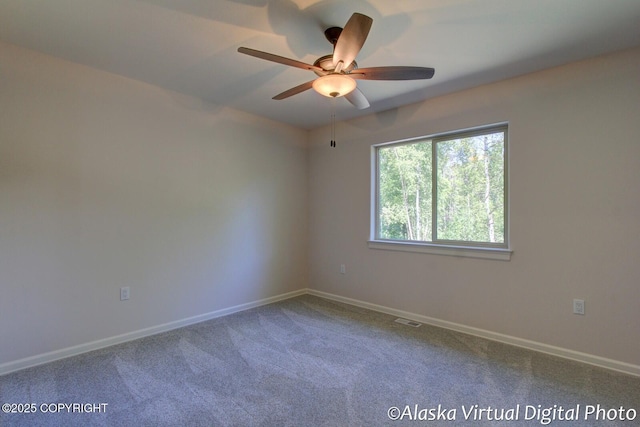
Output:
[374,125,508,250]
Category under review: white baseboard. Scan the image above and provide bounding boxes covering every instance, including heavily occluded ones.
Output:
[307,289,640,377]
[3,288,638,378]
[0,289,307,376]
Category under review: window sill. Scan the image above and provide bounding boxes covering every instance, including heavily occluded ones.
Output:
[367,240,512,261]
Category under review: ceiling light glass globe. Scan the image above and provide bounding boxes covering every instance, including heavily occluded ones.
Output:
[312,74,357,98]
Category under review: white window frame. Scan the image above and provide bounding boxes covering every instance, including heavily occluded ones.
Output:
[369,123,512,261]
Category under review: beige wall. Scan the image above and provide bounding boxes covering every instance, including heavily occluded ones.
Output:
[2,39,638,371]
[0,42,309,365]
[308,47,640,366]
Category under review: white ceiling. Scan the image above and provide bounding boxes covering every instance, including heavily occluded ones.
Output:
[2,0,640,130]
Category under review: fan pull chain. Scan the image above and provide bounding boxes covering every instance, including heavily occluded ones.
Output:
[330,112,335,147]
[330,98,336,147]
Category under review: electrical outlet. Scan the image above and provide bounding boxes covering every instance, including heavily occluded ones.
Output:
[340,264,346,274]
[120,286,130,301]
[573,299,585,315]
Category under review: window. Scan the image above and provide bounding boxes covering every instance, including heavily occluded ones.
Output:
[371,124,510,259]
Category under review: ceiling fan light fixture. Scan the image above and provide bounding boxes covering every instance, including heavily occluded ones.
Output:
[312,74,356,98]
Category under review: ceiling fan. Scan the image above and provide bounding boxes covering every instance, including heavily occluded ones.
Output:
[237,12,435,110]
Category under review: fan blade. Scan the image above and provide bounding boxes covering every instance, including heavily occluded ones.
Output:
[350,66,435,80]
[238,47,325,73]
[345,87,370,110]
[273,80,315,100]
[332,13,373,70]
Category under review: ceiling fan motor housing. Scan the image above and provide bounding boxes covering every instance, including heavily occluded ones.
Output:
[313,55,357,76]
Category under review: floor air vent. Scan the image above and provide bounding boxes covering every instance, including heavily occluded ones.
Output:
[395,318,422,327]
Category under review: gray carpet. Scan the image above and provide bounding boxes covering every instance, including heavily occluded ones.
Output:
[1,295,638,426]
